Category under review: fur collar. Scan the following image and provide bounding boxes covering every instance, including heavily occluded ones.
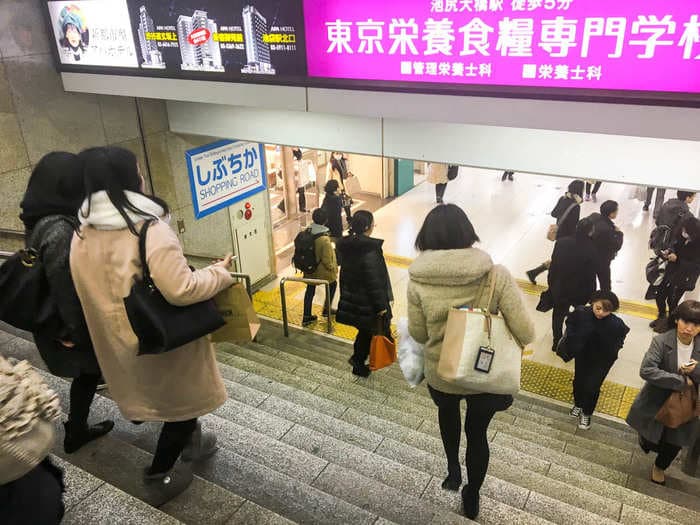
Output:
[79,191,168,230]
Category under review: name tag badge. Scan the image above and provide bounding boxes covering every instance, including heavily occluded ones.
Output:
[475,346,494,373]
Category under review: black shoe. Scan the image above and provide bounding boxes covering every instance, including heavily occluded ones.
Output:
[501,172,508,181]
[436,197,443,204]
[508,172,514,181]
[461,485,480,519]
[352,364,371,378]
[526,269,538,285]
[64,420,114,454]
[643,204,650,211]
[142,464,194,506]
[441,474,462,491]
[302,315,317,327]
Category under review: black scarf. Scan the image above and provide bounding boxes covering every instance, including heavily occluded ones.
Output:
[19,152,84,232]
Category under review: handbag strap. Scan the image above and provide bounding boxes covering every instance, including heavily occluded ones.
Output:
[557,202,578,226]
[138,219,157,288]
[477,269,498,343]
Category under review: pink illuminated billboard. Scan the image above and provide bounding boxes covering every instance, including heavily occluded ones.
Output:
[303,0,700,95]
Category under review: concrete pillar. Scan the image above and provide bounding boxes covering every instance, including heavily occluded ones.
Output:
[281,146,298,219]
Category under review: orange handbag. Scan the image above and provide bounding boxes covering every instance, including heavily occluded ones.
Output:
[369,334,396,371]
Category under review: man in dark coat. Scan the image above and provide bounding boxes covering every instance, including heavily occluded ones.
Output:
[588,200,624,291]
[336,211,393,377]
[547,217,598,351]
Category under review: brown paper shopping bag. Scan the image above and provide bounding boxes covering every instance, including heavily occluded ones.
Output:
[211,283,261,343]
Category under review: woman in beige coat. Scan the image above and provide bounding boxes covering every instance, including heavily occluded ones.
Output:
[426,162,449,204]
[408,204,534,519]
[70,146,234,502]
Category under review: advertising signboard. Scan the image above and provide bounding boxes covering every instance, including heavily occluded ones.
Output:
[186,140,267,219]
[126,1,306,77]
[47,0,139,67]
[303,0,700,94]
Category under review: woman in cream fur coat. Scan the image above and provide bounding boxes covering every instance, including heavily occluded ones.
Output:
[408,204,534,519]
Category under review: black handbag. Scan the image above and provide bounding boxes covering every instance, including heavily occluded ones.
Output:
[123,219,225,355]
[0,248,61,334]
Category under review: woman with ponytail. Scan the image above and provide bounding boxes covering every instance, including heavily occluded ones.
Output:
[335,211,393,377]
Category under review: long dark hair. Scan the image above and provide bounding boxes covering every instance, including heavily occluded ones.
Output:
[415,204,479,251]
[79,146,169,235]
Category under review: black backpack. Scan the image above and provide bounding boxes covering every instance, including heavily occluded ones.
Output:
[650,201,689,253]
[292,228,322,273]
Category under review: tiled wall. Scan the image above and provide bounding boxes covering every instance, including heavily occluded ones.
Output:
[0,0,235,258]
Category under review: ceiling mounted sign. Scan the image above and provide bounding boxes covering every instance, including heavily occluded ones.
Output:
[303,0,700,95]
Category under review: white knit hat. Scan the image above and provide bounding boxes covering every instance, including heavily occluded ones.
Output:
[0,356,61,484]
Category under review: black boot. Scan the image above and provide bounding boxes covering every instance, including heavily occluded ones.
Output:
[63,420,114,454]
[441,468,462,491]
[462,484,480,519]
[526,263,548,285]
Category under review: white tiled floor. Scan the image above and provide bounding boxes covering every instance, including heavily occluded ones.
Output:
[267,167,700,388]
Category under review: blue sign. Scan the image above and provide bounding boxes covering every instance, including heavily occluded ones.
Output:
[185,139,267,219]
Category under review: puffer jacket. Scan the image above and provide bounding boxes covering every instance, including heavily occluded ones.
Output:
[408,248,535,395]
[336,234,393,331]
[303,223,338,283]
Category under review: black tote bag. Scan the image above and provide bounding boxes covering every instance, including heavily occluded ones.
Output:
[124,219,224,355]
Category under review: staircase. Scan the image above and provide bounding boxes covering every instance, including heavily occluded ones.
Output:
[2,320,699,524]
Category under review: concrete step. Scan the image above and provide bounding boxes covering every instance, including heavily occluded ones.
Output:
[212,344,700,520]
[52,456,183,524]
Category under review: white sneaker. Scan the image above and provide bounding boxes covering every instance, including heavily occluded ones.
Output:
[578,414,591,430]
[569,406,581,418]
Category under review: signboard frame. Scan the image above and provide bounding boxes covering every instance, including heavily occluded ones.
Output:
[185,139,267,219]
[41,1,700,108]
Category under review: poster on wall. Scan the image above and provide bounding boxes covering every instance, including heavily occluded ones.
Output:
[186,140,267,219]
[303,0,700,94]
[47,1,139,67]
[126,0,306,77]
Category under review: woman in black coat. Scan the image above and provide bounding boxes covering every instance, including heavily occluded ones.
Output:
[548,217,598,351]
[19,152,113,454]
[336,211,393,377]
[321,179,344,240]
[627,300,700,485]
[526,180,584,284]
[559,291,629,430]
[651,217,700,332]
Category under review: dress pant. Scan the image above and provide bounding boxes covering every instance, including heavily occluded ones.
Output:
[68,372,101,427]
[427,385,510,492]
[435,183,447,201]
[352,329,373,365]
[639,434,682,470]
[595,258,612,292]
[645,188,666,217]
[303,281,337,318]
[655,281,685,318]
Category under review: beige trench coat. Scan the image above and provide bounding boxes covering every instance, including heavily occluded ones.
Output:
[70,219,233,422]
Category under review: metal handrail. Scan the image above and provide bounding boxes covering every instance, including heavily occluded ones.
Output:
[279,276,332,336]
[230,272,252,298]
[0,250,13,261]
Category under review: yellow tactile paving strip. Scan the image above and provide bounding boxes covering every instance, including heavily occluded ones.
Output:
[253,277,638,420]
[385,253,658,320]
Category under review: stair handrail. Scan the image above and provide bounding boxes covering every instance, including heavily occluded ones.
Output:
[279,276,332,337]
[229,272,252,298]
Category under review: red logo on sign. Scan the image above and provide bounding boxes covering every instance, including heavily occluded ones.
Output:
[187,28,210,46]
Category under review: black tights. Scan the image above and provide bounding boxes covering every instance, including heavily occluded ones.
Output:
[150,419,197,474]
[435,183,447,201]
[428,385,505,493]
[68,373,101,426]
[639,435,682,470]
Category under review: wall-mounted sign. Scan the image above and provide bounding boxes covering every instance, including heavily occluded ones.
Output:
[125,1,307,77]
[304,0,700,94]
[47,0,139,67]
[186,140,267,219]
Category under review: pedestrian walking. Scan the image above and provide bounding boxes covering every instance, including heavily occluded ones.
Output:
[588,200,624,291]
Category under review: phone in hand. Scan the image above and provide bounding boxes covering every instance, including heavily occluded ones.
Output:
[682,359,697,368]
